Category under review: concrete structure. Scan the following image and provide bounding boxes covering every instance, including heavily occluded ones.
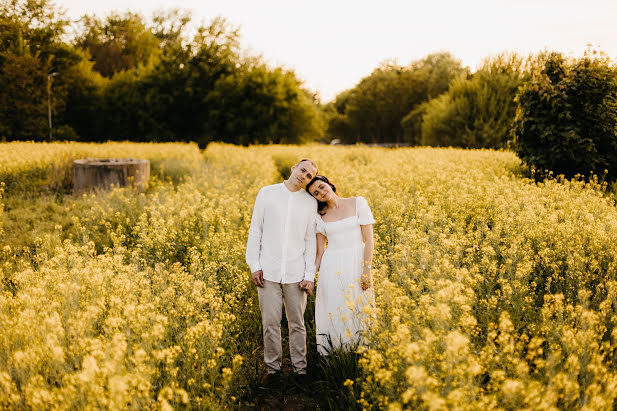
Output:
[73,158,150,193]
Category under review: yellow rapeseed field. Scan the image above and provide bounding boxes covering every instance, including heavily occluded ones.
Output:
[0,141,203,194]
[1,142,617,409]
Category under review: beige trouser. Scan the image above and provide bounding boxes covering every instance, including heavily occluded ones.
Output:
[257,280,308,374]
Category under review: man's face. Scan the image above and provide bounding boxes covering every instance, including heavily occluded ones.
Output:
[289,161,317,189]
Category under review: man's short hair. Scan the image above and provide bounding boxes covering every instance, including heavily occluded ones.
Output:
[297,158,318,175]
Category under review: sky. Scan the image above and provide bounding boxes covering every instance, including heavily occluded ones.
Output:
[55,0,617,102]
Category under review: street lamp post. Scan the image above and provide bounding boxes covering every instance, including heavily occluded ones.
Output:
[47,72,58,140]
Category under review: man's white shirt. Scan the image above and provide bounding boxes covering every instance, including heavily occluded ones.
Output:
[246,182,317,283]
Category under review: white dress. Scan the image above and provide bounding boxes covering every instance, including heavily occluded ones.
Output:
[315,196,376,355]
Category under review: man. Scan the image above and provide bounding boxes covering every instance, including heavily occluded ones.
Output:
[246,158,318,385]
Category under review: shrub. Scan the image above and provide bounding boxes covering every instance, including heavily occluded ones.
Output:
[512,51,617,180]
[421,54,525,149]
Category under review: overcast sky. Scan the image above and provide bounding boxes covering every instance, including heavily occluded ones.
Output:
[55,0,617,102]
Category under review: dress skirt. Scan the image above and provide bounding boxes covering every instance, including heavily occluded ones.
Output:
[315,243,374,355]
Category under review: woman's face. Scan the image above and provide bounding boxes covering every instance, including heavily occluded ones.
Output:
[308,179,334,202]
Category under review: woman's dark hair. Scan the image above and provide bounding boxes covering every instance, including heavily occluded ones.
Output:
[306,175,336,215]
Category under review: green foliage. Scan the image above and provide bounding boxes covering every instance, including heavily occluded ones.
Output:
[421,54,526,148]
[203,64,324,145]
[0,0,83,140]
[90,16,323,145]
[0,0,69,59]
[61,51,107,139]
[313,351,362,409]
[512,51,617,180]
[327,53,466,144]
[0,2,324,144]
[324,90,353,142]
[0,53,48,139]
[343,64,412,143]
[75,12,161,78]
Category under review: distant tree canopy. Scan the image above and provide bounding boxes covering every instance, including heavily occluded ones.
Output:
[75,12,161,78]
[420,54,527,149]
[0,0,82,140]
[0,0,323,144]
[203,62,323,145]
[325,52,467,144]
[513,51,617,181]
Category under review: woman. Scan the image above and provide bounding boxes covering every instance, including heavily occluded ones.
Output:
[305,175,375,355]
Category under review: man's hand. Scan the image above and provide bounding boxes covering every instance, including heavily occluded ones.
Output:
[252,270,265,288]
[299,280,314,296]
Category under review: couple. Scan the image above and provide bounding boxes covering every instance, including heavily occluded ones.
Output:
[245,158,375,383]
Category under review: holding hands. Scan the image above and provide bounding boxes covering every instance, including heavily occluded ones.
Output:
[299,280,314,296]
[252,269,314,296]
[361,262,372,291]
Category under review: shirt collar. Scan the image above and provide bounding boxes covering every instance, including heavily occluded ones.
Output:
[282,181,304,194]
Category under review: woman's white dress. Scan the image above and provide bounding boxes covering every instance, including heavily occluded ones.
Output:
[315,196,376,355]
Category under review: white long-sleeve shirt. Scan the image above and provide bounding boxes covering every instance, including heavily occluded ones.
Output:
[246,182,317,283]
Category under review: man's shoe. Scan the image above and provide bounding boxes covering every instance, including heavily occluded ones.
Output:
[260,370,282,389]
[291,372,310,388]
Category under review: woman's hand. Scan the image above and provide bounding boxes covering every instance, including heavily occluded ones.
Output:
[361,272,372,290]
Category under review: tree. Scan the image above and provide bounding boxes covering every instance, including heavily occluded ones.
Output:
[61,50,106,140]
[75,12,160,78]
[0,0,82,140]
[343,64,409,143]
[400,52,469,144]
[420,53,526,148]
[0,0,69,59]
[91,15,324,145]
[98,16,243,142]
[151,8,191,50]
[0,54,48,139]
[512,51,617,180]
[202,63,323,145]
[72,8,194,141]
[324,89,353,143]
[327,52,466,144]
[408,52,469,100]
[1,3,326,144]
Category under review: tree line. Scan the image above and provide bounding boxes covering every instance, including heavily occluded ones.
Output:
[0,0,323,146]
[323,49,617,182]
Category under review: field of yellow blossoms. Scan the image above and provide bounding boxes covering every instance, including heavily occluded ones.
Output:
[2,141,617,409]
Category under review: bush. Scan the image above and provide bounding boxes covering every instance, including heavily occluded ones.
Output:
[512,51,617,180]
[420,54,525,149]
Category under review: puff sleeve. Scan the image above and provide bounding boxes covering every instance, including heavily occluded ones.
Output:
[357,196,376,225]
[316,214,326,235]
